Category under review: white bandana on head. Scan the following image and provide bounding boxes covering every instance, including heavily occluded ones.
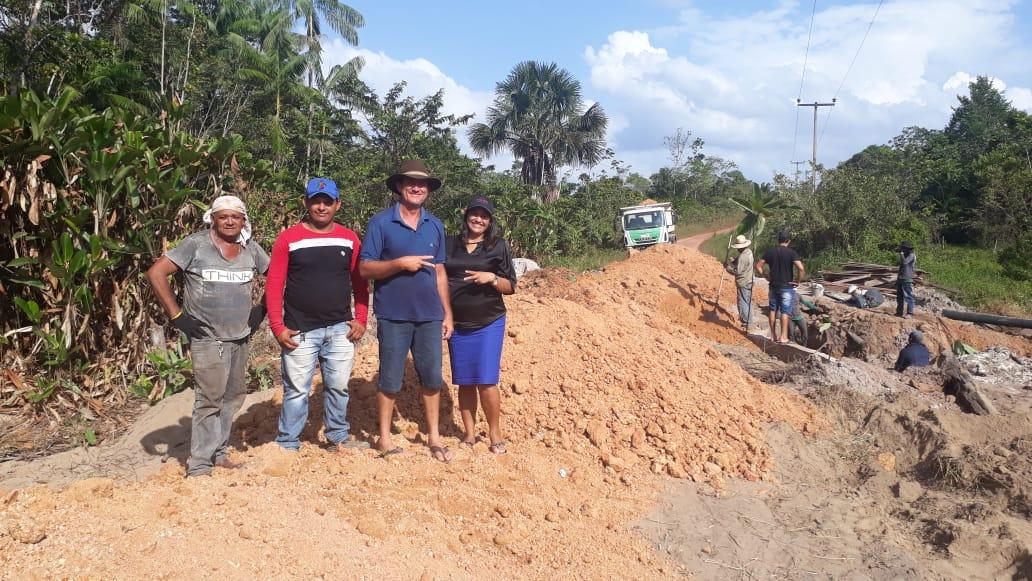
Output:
[203,195,252,244]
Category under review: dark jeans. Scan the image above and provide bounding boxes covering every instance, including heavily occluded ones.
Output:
[789,317,808,346]
[896,279,915,316]
[187,338,249,476]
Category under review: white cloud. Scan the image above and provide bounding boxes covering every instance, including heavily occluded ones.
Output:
[943,72,1005,92]
[321,39,498,162]
[584,0,1029,179]
[942,70,1032,112]
[1010,87,1032,111]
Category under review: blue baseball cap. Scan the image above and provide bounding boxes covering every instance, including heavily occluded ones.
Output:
[305,177,339,200]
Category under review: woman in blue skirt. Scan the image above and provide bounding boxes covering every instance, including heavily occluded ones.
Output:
[445,196,516,454]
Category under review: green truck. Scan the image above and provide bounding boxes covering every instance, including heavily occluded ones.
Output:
[620,201,677,249]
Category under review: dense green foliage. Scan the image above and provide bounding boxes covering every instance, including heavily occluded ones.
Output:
[0,1,652,411]
[771,77,1030,268]
[643,128,754,225]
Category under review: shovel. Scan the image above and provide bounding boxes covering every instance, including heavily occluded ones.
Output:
[706,232,735,321]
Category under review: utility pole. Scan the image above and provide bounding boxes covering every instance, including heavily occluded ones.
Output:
[789,160,807,183]
[796,98,836,193]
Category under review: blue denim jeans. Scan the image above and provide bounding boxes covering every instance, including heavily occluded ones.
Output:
[376,319,443,394]
[276,321,356,450]
[769,286,795,314]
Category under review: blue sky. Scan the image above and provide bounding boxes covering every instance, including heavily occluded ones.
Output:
[327,0,1032,181]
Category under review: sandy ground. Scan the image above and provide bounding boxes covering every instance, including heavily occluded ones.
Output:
[1,243,1029,579]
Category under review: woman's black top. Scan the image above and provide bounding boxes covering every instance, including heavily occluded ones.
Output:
[445,235,517,330]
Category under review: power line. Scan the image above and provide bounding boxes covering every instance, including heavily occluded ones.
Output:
[791,0,819,168]
[817,0,885,147]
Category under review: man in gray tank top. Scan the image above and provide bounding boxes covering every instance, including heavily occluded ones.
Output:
[147,195,270,477]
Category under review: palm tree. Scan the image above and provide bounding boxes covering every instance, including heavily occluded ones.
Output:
[231,8,308,170]
[272,0,363,177]
[729,183,798,238]
[314,55,371,172]
[469,61,607,195]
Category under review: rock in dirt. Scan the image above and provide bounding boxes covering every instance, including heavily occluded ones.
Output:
[875,452,897,472]
[894,480,924,504]
[354,514,390,540]
[9,519,46,544]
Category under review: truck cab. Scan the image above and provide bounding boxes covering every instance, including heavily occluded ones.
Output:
[620,202,676,249]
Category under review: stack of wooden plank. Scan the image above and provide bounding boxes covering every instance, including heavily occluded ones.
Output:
[816,262,927,299]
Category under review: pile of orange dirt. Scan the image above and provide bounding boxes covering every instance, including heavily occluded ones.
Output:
[530,243,767,347]
[0,245,822,579]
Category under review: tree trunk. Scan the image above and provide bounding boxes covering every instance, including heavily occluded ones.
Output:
[273,91,281,171]
[303,101,314,181]
[318,119,326,174]
[302,17,317,181]
[159,0,168,97]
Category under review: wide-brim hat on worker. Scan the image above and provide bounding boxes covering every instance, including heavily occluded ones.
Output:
[730,235,751,249]
[385,159,442,194]
[898,240,914,251]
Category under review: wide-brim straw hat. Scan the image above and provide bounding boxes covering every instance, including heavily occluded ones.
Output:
[730,235,751,249]
[385,159,442,194]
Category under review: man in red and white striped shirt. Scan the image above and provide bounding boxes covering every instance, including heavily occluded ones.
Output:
[266,177,370,451]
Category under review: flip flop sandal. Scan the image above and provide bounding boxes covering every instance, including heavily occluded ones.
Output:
[458,440,476,448]
[429,445,452,463]
[489,441,508,455]
[378,447,405,459]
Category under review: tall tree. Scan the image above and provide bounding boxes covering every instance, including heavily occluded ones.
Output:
[468,61,607,194]
[272,0,363,178]
[231,8,308,170]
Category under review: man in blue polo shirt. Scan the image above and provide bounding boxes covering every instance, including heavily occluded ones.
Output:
[359,159,454,463]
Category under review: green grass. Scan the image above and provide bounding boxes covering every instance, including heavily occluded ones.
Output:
[699,231,733,261]
[699,235,1031,315]
[542,247,628,272]
[915,245,1030,315]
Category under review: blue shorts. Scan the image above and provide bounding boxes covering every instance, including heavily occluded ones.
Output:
[769,287,795,314]
[449,315,506,386]
[376,319,443,394]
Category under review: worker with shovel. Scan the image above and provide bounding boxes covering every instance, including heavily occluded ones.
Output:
[724,235,754,329]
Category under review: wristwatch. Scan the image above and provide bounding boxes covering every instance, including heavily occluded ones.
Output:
[491,274,499,286]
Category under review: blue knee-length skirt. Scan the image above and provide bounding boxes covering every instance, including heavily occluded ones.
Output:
[448,315,506,385]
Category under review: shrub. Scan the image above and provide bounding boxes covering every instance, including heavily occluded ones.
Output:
[998,233,1031,281]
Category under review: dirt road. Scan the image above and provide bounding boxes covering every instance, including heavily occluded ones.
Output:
[678,225,734,252]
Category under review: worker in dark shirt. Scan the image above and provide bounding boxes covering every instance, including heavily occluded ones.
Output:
[894,330,931,372]
[445,196,517,455]
[755,230,806,343]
